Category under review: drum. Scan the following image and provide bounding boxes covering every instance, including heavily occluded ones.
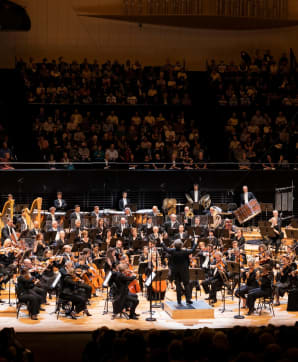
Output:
[233,199,261,224]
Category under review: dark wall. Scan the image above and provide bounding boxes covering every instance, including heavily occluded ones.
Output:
[0,169,296,212]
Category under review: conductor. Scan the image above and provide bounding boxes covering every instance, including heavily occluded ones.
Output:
[161,237,197,305]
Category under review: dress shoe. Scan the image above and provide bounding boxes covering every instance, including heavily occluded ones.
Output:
[177,301,182,305]
[70,312,77,320]
[40,307,46,311]
[31,315,38,320]
[210,299,217,304]
[246,310,253,316]
[129,315,139,320]
[186,300,193,305]
[84,309,92,316]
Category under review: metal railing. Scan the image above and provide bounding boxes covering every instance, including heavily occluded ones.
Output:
[0,161,296,171]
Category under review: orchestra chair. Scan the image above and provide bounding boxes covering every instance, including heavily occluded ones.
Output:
[55,288,73,320]
[15,285,31,319]
[256,290,275,317]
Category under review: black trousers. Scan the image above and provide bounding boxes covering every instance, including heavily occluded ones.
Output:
[62,293,86,313]
[246,288,269,312]
[201,277,223,300]
[271,237,281,253]
[125,292,139,316]
[235,285,255,299]
[19,292,42,316]
[173,271,191,303]
[32,286,47,304]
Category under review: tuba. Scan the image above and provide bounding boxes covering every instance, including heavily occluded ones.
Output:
[199,194,211,210]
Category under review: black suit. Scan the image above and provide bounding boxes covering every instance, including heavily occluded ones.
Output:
[54,199,67,211]
[240,191,256,205]
[118,198,130,211]
[161,242,197,303]
[70,212,82,220]
[164,221,180,234]
[190,190,201,203]
[174,232,188,242]
[1,225,12,245]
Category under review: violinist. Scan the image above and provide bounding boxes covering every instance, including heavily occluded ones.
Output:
[16,268,43,320]
[21,258,47,304]
[104,247,118,273]
[161,238,197,305]
[33,233,47,260]
[110,263,139,320]
[80,230,92,249]
[201,251,226,304]
[235,260,259,308]
[142,216,154,235]
[59,261,91,319]
[273,255,292,306]
[269,210,283,254]
[246,263,273,315]
[128,227,143,252]
[257,244,272,267]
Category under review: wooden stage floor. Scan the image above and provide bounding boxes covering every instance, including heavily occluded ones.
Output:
[0,286,297,332]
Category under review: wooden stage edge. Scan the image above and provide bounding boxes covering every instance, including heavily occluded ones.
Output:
[0,288,297,333]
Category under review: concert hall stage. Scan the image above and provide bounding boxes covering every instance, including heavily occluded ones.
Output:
[0,286,297,333]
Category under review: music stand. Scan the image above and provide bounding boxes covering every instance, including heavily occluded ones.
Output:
[260,203,274,220]
[93,258,105,271]
[189,268,205,300]
[286,229,298,239]
[145,271,156,321]
[218,270,232,313]
[152,269,169,308]
[132,239,146,251]
[221,239,233,251]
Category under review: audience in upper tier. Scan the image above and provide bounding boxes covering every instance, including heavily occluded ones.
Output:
[224,109,298,168]
[16,58,191,106]
[82,325,298,362]
[207,50,298,107]
[32,107,208,168]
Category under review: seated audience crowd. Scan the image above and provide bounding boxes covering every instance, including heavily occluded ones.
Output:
[224,109,297,168]
[208,50,298,107]
[16,58,191,106]
[32,107,208,169]
[0,123,15,170]
[82,325,298,362]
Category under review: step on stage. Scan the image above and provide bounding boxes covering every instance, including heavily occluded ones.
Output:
[163,301,214,319]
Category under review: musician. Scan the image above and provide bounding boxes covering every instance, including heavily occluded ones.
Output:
[209,207,222,228]
[240,185,256,205]
[16,269,43,320]
[183,206,193,226]
[149,205,160,217]
[128,227,143,251]
[104,247,118,273]
[80,230,92,249]
[62,245,73,263]
[1,219,17,245]
[192,216,207,237]
[269,210,282,254]
[149,226,163,247]
[18,210,29,232]
[110,263,139,320]
[59,261,91,319]
[124,207,132,218]
[95,218,106,242]
[29,221,41,238]
[190,183,201,204]
[50,230,66,250]
[233,229,246,249]
[161,238,197,305]
[46,207,59,223]
[235,260,259,308]
[174,224,188,243]
[33,233,47,259]
[207,230,219,248]
[246,263,273,315]
[48,221,62,238]
[21,259,47,304]
[54,191,67,211]
[115,239,124,261]
[116,217,129,238]
[164,214,180,236]
[91,206,101,224]
[118,191,130,211]
[273,255,292,306]
[201,251,226,304]
[141,216,154,235]
[71,219,83,243]
[70,205,82,223]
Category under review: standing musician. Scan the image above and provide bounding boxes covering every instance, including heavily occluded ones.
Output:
[269,210,283,254]
[161,237,197,305]
[201,251,226,304]
[110,263,139,320]
[54,191,67,211]
[240,185,256,205]
[190,183,201,204]
[118,191,130,211]
[246,263,273,315]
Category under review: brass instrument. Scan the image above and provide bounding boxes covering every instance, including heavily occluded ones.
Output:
[0,199,14,238]
[162,198,177,215]
[186,210,194,218]
[200,194,211,210]
[23,197,43,229]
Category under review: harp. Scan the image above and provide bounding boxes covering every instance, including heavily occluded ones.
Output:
[0,199,15,238]
[23,197,43,229]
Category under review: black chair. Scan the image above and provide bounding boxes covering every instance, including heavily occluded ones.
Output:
[257,289,275,316]
[15,285,31,319]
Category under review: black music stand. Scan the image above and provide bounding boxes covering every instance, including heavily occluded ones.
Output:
[189,268,205,300]
[93,258,105,271]
[131,255,140,266]
[132,239,146,251]
[44,231,57,244]
[218,270,232,313]
[227,261,245,320]
[221,239,233,251]
[260,203,273,220]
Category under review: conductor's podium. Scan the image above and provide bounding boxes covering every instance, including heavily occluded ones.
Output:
[163,300,214,319]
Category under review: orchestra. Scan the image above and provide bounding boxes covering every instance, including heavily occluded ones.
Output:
[0,185,297,322]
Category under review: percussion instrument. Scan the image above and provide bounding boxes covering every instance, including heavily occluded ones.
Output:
[234,199,261,224]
